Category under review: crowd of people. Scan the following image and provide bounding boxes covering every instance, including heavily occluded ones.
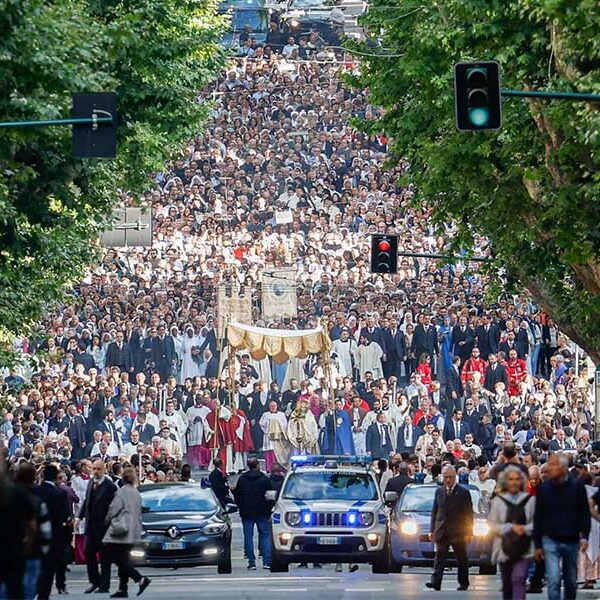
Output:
[0,25,599,600]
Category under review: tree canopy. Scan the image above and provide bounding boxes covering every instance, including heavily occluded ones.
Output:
[0,0,227,350]
[352,0,600,361]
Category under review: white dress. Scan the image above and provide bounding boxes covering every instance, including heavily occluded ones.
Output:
[179,334,202,384]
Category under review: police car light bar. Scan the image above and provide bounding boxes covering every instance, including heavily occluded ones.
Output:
[290,455,373,467]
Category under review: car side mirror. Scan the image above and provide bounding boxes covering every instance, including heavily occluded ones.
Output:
[384,491,398,505]
[265,490,277,502]
[224,503,238,515]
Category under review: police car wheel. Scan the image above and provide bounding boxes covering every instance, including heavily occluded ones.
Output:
[269,540,289,573]
[389,554,403,573]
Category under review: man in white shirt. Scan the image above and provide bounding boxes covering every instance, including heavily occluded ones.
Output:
[121,429,142,459]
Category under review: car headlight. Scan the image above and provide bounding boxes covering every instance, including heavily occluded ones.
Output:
[358,512,374,527]
[400,520,418,536]
[285,511,301,527]
[202,523,228,536]
[473,520,490,537]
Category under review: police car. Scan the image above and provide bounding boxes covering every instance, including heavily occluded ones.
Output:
[266,455,397,573]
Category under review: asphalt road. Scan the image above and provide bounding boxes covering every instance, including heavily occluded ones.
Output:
[56,520,600,599]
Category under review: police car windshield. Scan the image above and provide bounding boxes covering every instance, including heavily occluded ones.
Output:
[282,471,378,501]
[398,486,487,515]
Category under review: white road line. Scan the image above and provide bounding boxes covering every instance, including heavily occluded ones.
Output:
[272,589,308,592]
[344,588,385,592]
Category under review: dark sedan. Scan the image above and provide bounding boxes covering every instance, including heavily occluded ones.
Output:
[390,483,495,574]
[131,483,236,573]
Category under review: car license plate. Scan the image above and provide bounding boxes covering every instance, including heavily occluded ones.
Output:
[162,541,185,550]
[317,536,341,545]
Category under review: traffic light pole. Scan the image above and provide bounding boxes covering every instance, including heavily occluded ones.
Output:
[502,89,600,103]
[397,251,491,263]
[0,116,113,129]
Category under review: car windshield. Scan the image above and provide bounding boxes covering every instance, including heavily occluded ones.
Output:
[282,471,378,501]
[398,486,487,515]
[221,0,268,33]
[292,0,328,7]
[140,486,217,513]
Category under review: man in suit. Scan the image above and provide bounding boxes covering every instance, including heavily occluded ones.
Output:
[132,411,156,444]
[358,315,387,353]
[78,460,117,593]
[33,464,71,599]
[443,409,470,443]
[482,353,508,395]
[382,317,406,380]
[366,413,393,459]
[474,314,500,360]
[396,415,423,455]
[427,466,474,591]
[152,324,176,384]
[445,356,464,413]
[97,408,121,448]
[67,403,87,460]
[548,428,575,452]
[497,330,518,359]
[412,314,439,370]
[240,382,267,454]
[203,348,220,379]
[384,461,413,499]
[47,407,69,435]
[104,330,131,373]
[451,316,474,364]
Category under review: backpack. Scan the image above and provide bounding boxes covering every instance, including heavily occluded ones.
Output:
[499,495,531,560]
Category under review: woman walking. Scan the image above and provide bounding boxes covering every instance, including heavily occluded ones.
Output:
[489,465,536,600]
[103,468,151,598]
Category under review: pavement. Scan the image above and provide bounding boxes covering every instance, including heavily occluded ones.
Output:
[56,519,600,599]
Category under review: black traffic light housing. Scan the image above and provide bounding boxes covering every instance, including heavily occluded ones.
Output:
[454,61,502,131]
[370,234,398,274]
[72,92,117,158]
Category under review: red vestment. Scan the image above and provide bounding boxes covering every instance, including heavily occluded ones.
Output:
[506,358,527,396]
[229,409,254,453]
[461,357,487,384]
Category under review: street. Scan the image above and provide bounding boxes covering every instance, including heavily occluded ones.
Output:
[59,519,600,599]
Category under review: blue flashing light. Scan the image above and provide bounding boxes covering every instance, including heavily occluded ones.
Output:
[290,455,309,463]
[290,454,373,467]
[302,512,312,525]
[348,512,357,525]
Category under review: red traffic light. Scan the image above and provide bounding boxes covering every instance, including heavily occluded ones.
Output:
[378,240,391,252]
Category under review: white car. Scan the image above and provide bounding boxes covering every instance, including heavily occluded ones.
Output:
[267,455,397,573]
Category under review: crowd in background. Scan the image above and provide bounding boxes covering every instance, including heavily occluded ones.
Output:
[0,25,599,599]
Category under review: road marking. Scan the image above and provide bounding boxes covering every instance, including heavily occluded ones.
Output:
[344,588,385,592]
[273,588,308,592]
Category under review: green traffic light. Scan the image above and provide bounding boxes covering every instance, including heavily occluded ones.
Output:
[469,107,489,126]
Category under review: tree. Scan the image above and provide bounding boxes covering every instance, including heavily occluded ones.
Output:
[0,0,227,354]
[351,0,600,361]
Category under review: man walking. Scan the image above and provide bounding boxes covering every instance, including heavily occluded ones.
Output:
[233,457,272,570]
[533,453,590,600]
[78,460,117,593]
[427,465,473,591]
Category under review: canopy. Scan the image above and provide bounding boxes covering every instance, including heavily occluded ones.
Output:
[227,322,331,364]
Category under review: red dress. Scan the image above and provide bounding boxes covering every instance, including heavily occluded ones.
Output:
[416,363,432,392]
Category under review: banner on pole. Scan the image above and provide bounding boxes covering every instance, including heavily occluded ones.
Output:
[261,268,297,320]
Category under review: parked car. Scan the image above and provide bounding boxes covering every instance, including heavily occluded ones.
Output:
[131,483,236,573]
[390,483,496,574]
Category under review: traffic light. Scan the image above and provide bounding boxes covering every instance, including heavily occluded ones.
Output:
[454,61,502,131]
[370,234,398,274]
[72,92,117,158]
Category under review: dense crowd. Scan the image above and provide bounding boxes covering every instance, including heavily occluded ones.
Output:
[0,28,599,600]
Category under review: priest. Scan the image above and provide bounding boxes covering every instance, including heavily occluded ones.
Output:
[287,400,319,455]
[320,398,355,455]
[259,400,291,471]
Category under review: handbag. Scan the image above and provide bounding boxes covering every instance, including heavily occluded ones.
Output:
[499,495,531,560]
[109,495,130,538]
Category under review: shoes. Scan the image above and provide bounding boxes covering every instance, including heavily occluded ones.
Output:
[349,565,359,573]
[298,563,308,568]
[457,585,469,591]
[57,589,68,595]
[262,564,270,570]
[526,586,543,594]
[425,582,440,591]
[247,564,256,570]
[85,586,99,594]
[335,564,343,573]
[110,592,128,599]
[137,577,151,597]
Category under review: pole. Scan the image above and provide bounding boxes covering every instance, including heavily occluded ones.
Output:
[502,89,600,102]
[0,116,113,128]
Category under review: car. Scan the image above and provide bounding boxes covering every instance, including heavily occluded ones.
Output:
[219,0,269,49]
[390,483,496,574]
[279,0,339,45]
[130,483,237,573]
[268,455,396,573]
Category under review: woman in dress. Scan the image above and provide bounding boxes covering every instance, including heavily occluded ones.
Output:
[178,326,202,384]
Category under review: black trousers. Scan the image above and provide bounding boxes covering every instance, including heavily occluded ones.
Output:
[38,546,61,600]
[85,535,111,590]
[431,540,469,588]
[105,543,143,591]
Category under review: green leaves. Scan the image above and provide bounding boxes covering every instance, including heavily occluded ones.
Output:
[354,0,600,360]
[0,0,226,353]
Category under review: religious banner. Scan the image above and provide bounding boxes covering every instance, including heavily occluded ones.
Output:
[216,284,252,340]
[261,268,297,320]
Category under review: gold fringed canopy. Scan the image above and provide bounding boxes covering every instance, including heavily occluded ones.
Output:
[227,322,332,364]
